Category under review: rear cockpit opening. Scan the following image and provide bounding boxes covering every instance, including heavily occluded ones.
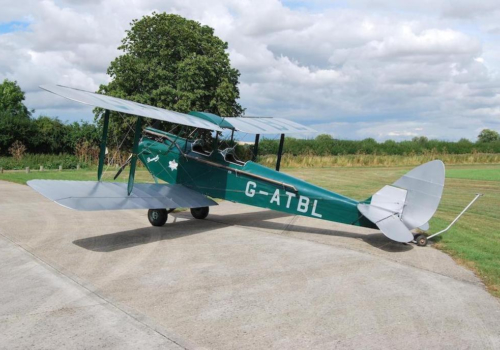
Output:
[191,139,212,156]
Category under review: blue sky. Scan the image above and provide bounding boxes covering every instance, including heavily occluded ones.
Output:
[0,20,29,34]
[0,0,499,141]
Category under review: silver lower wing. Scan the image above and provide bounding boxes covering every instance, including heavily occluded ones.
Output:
[28,180,217,211]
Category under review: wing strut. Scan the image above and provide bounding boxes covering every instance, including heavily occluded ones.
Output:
[276,133,285,171]
[97,109,110,181]
[128,117,142,195]
[252,134,260,161]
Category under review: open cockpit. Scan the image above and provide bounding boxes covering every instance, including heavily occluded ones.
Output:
[143,127,247,167]
[191,139,212,156]
[191,138,246,166]
[219,147,246,166]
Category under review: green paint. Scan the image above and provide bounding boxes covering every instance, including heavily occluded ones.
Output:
[188,111,234,129]
[128,117,142,195]
[138,128,374,228]
[97,110,110,181]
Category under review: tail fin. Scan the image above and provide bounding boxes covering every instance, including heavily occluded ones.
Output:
[358,160,445,242]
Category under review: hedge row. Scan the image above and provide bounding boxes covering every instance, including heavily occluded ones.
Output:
[0,154,91,170]
[256,136,500,156]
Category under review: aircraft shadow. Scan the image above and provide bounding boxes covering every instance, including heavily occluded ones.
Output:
[73,216,223,252]
[74,209,412,253]
[204,211,413,253]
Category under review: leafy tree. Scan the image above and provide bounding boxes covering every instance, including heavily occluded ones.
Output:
[315,134,333,142]
[65,121,101,151]
[97,13,244,148]
[0,80,34,155]
[477,129,500,143]
[0,110,33,155]
[0,79,31,118]
[412,136,428,144]
[31,116,69,154]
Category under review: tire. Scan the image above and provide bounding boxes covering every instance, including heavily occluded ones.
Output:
[415,234,428,247]
[148,209,168,227]
[190,207,209,220]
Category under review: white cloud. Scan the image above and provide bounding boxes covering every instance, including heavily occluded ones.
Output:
[0,0,499,140]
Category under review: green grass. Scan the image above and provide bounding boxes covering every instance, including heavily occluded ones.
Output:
[1,163,499,297]
[446,166,500,181]
[0,167,155,185]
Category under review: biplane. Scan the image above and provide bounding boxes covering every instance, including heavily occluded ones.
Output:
[28,84,452,247]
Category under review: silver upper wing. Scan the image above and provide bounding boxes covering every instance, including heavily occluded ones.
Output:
[40,84,223,131]
[227,117,317,134]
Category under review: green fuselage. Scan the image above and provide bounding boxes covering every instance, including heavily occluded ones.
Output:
[138,128,374,229]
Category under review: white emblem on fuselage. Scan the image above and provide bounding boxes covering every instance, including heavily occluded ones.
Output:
[244,181,322,218]
[147,155,159,163]
[168,160,178,171]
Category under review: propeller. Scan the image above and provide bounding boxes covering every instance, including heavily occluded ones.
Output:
[113,154,133,180]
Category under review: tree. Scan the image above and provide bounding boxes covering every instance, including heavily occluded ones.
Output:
[65,120,100,151]
[412,136,428,144]
[477,129,500,143]
[31,116,70,154]
[315,134,333,142]
[0,80,34,155]
[97,13,244,147]
[0,110,33,155]
[0,79,31,118]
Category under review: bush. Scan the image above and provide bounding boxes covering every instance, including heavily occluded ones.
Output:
[255,134,500,156]
[0,154,91,170]
[8,140,26,160]
[0,112,101,156]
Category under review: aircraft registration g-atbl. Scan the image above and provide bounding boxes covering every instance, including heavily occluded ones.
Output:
[29,84,452,247]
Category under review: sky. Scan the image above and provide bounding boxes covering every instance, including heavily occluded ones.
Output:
[0,0,499,141]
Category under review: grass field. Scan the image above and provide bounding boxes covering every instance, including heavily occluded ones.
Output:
[1,163,499,297]
[259,153,500,168]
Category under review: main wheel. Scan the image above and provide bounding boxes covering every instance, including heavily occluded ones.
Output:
[190,206,209,220]
[414,234,428,247]
[148,209,168,227]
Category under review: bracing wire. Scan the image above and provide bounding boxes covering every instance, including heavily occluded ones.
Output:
[101,112,135,180]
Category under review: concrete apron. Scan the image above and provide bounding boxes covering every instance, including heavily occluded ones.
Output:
[0,180,499,349]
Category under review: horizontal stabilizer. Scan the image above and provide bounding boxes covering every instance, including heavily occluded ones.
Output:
[28,180,217,211]
[358,204,414,242]
[376,214,415,243]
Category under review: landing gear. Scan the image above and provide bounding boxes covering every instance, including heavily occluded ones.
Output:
[414,234,428,247]
[148,209,168,227]
[190,206,209,220]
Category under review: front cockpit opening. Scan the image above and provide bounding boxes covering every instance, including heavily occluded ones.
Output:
[220,147,246,166]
